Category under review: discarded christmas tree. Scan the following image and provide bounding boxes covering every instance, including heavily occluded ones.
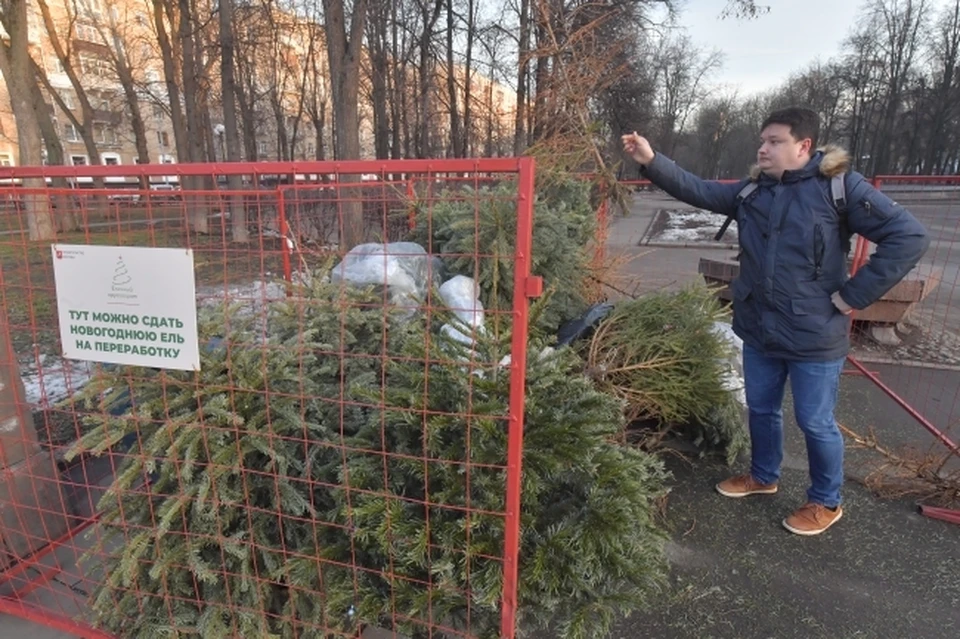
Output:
[67,274,667,639]
[586,285,748,462]
[66,278,410,638]
[328,319,668,638]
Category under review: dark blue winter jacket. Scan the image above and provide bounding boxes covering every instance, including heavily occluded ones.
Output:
[642,147,930,361]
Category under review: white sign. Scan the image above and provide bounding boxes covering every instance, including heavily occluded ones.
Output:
[51,244,200,371]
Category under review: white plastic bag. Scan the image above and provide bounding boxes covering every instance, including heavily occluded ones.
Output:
[330,242,433,308]
[438,275,484,346]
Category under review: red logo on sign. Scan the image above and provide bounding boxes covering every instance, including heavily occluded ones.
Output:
[56,250,63,259]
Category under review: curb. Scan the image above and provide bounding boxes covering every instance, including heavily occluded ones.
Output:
[640,240,739,250]
[847,352,960,372]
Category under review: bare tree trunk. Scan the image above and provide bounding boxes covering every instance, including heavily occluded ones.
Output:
[32,66,77,231]
[515,0,530,154]
[446,0,462,157]
[485,77,494,156]
[177,0,209,233]
[463,0,476,156]
[323,0,369,249]
[36,0,105,217]
[417,0,443,158]
[0,0,55,240]
[367,1,391,159]
[0,41,76,231]
[390,2,404,159]
[306,33,328,162]
[99,13,151,176]
[235,73,258,161]
[154,0,189,162]
[219,0,247,242]
[532,14,549,142]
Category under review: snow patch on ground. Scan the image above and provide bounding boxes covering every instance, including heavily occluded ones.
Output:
[21,355,95,408]
[197,279,289,311]
[650,209,737,244]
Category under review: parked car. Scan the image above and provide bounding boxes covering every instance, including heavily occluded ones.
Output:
[148,183,181,202]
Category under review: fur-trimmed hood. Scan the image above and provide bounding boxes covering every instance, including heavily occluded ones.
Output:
[748,144,850,181]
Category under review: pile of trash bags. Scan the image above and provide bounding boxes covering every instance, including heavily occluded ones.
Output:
[331,242,484,347]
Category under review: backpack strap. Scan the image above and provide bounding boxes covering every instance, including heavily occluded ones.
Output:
[831,173,847,214]
[714,181,758,242]
[830,172,852,254]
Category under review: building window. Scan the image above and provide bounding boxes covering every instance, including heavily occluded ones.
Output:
[64,123,80,142]
[156,131,169,147]
[99,100,109,111]
[49,57,66,74]
[0,153,14,167]
[81,0,103,17]
[79,54,106,77]
[75,23,100,43]
[102,155,120,165]
[98,126,118,145]
[71,155,88,166]
[152,103,165,119]
[63,94,75,110]
[258,141,267,155]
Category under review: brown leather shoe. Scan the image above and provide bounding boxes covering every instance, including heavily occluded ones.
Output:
[782,503,844,536]
[715,473,778,498]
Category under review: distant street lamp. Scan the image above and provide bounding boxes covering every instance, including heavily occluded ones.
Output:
[213,123,226,161]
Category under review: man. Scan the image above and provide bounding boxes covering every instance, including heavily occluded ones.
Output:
[622,107,929,536]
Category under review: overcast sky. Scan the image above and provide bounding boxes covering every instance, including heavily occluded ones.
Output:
[660,0,954,95]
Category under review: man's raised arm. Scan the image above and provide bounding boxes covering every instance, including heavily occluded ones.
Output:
[622,132,744,217]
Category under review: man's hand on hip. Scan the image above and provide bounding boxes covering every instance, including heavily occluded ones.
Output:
[622,131,655,166]
[831,291,853,315]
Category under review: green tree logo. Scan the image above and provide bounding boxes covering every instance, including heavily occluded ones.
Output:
[112,255,133,291]
[108,255,139,304]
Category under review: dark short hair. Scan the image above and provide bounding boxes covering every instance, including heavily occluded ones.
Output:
[761,107,820,149]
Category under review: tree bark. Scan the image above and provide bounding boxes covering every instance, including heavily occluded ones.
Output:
[367,2,391,159]
[177,0,209,233]
[462,0,475,156]
[0,0,55,239]
[154,0,189,163]
[514,0,530,154]
[416,0,443,158]
[220,0,247,241]
[446,0,462,157]
[322,0,369,249]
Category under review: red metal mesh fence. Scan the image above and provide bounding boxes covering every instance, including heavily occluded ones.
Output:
[0,158,537,638]
[848,176,960,458]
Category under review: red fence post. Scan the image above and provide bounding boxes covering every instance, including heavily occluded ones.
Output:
[277,187,292,286]
[407,177,417,231]
[500,157,540,639]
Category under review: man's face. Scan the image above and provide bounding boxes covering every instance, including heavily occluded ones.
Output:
[757,124,812,177]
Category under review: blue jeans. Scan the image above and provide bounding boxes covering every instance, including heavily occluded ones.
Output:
[743,345,845,507]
